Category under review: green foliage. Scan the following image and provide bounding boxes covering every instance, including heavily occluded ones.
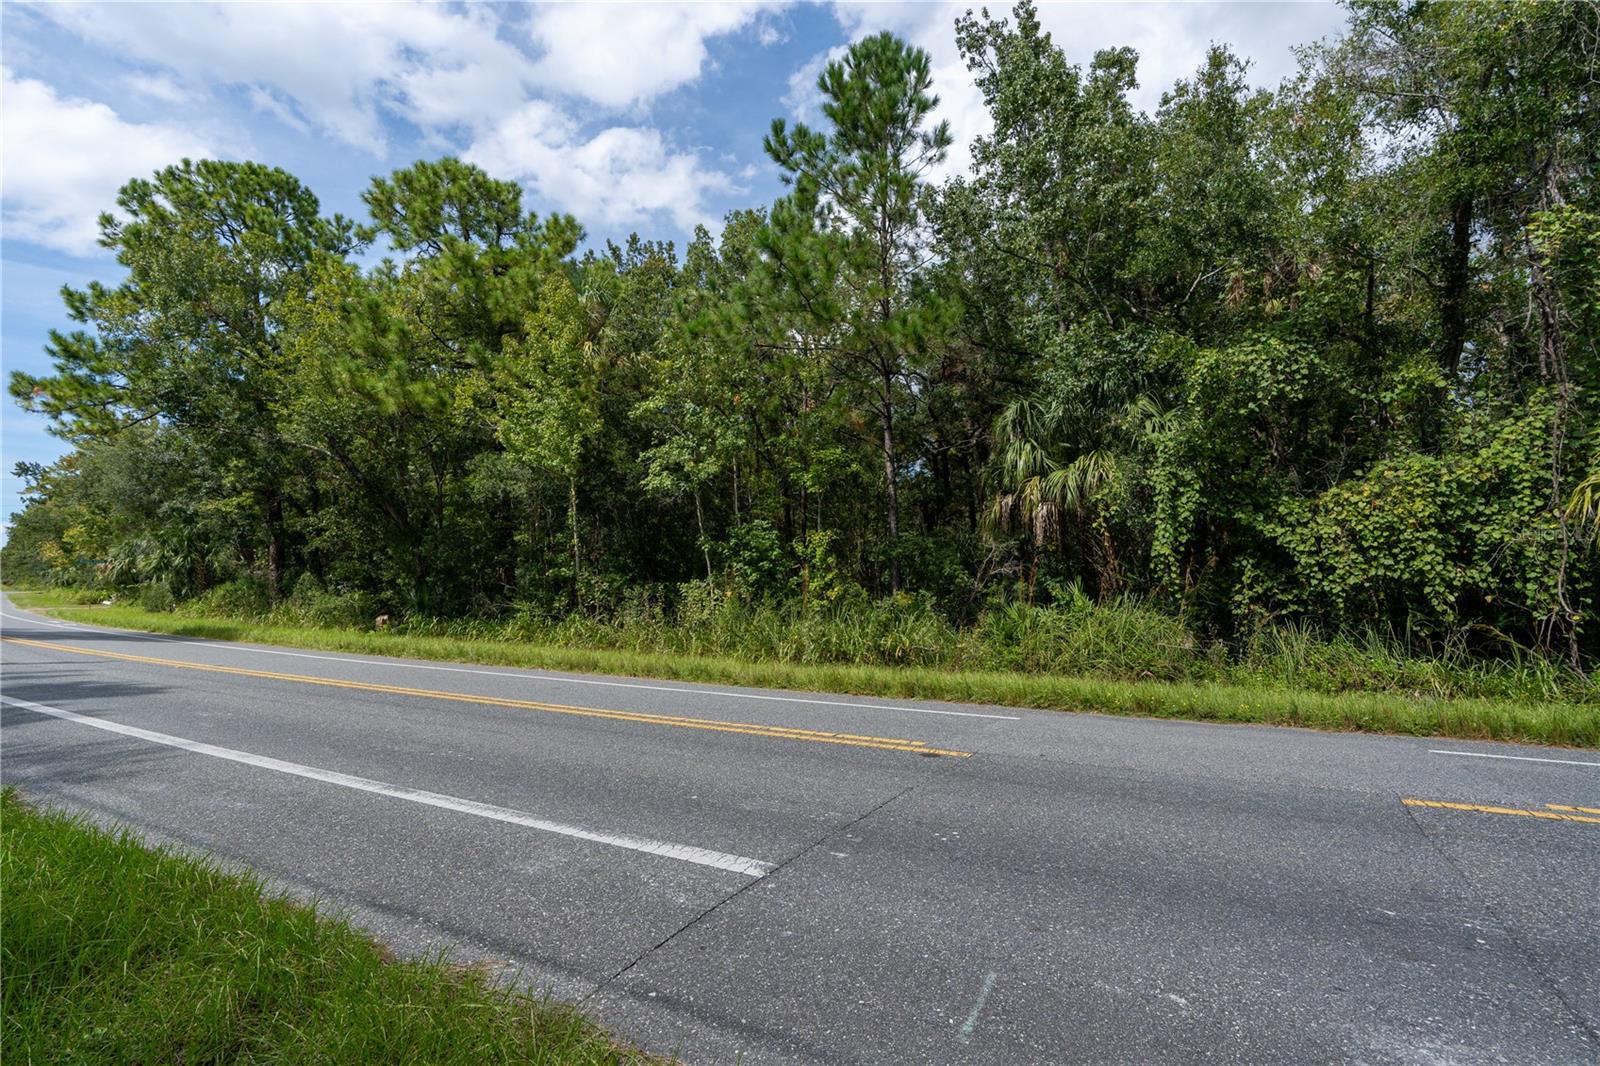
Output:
[498,275,602,476]
[762,31,954,590]
[137,581,177,613]
[272,573,380,629]
[7,1,1598,676]
[716,520,795,601]
[1263,401,1569,631]
[186,579,272,619]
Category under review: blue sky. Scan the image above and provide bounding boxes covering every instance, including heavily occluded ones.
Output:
[0,1,1347,529]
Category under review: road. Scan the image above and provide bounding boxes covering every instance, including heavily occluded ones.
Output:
[1,593,1596,1064]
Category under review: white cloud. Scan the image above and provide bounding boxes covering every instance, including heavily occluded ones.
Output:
[466,103,736,234]
[1,69,216,255]
[247,87,309,136]
[123,71,192,105]
[526,2,780,108]
[782,45,846,126]
[23,2,769,238]
[37,2,788,151]
[35,3,536,152]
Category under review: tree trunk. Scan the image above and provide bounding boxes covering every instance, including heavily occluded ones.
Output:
[881,382,901,594]
[568,475,581,609]
[694,485,712,581]
[1439,195,1473,378]
[264,489,285,602]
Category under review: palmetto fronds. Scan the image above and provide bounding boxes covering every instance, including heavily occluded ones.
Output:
[1565,471,1600,547]
[986,395,1138,546]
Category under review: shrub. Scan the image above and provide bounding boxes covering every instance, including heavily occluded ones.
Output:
[970,597,1204,680]
[270,575,380,630]
[183,579,269,619]
[137,581,176,613]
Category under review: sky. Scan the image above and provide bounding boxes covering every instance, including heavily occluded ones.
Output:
[0,0,1349,530]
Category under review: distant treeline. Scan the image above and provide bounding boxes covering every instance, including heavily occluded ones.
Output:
[7,1,1598,668]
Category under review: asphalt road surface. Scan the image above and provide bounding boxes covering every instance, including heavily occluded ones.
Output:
[2,592,1597,1064]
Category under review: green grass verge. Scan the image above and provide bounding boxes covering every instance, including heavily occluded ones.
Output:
[0,788,654,1065]
[8,589,1598,748]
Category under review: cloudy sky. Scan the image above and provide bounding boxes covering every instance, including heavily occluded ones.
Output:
[1,1,1347,524]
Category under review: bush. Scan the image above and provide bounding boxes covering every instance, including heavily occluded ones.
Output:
[51,571,1591,707]
[969,597,1205,680]
[788,596,959,667]
[1234,622,1593,704]
[137,582,176,613]
[715,520,795,601]
[183,579,269,619]
[269,575,380,630]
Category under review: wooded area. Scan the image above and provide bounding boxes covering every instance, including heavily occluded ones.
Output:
[7,1,1598,680]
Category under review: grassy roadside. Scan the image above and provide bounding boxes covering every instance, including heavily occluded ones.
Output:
[0,789,653,1065]
[8,589,1597,748]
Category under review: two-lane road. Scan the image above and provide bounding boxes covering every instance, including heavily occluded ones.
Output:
[1,593,1596,1064]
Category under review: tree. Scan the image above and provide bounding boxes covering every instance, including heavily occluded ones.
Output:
[277,257,494,612]
[635,226,751,580]
[496,275,603,605]
[1332,0,1600,663]
[761,32,953,591]
[5,10,1594,669]
[10,160,356,599]
[361,157,582,358]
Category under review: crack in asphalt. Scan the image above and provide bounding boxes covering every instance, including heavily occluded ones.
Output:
[583,764,957,1003]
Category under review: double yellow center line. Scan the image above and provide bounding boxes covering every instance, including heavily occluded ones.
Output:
[0,636,971,758]
[1403,798,1600,825]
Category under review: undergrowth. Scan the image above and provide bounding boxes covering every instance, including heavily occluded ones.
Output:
[8,585,1597,747]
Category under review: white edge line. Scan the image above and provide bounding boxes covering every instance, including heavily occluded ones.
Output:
[1429,749,1600,769]
[0,693,774,878]
[0,608,1020,721]
[1,610,75,629]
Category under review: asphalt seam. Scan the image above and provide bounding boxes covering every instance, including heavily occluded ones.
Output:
[1396,791,1600,1051]
[582,776,937,1004]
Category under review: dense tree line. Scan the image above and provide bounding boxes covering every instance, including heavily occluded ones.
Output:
[8,2,1598,667]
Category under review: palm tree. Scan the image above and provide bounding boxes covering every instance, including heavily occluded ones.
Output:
[986,393,1172,597]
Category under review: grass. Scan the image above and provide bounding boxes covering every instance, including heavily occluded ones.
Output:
[0,788,655,1065]
[8,587,1598,748]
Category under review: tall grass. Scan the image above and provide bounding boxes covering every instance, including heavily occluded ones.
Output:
[0,790,653,1065]
[10,585,1596,746]
[389,593,1589,706]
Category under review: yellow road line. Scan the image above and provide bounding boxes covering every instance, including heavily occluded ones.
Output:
[0,636,971,758]
[1546,804,1600,816]
[1403,798,1600,825]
